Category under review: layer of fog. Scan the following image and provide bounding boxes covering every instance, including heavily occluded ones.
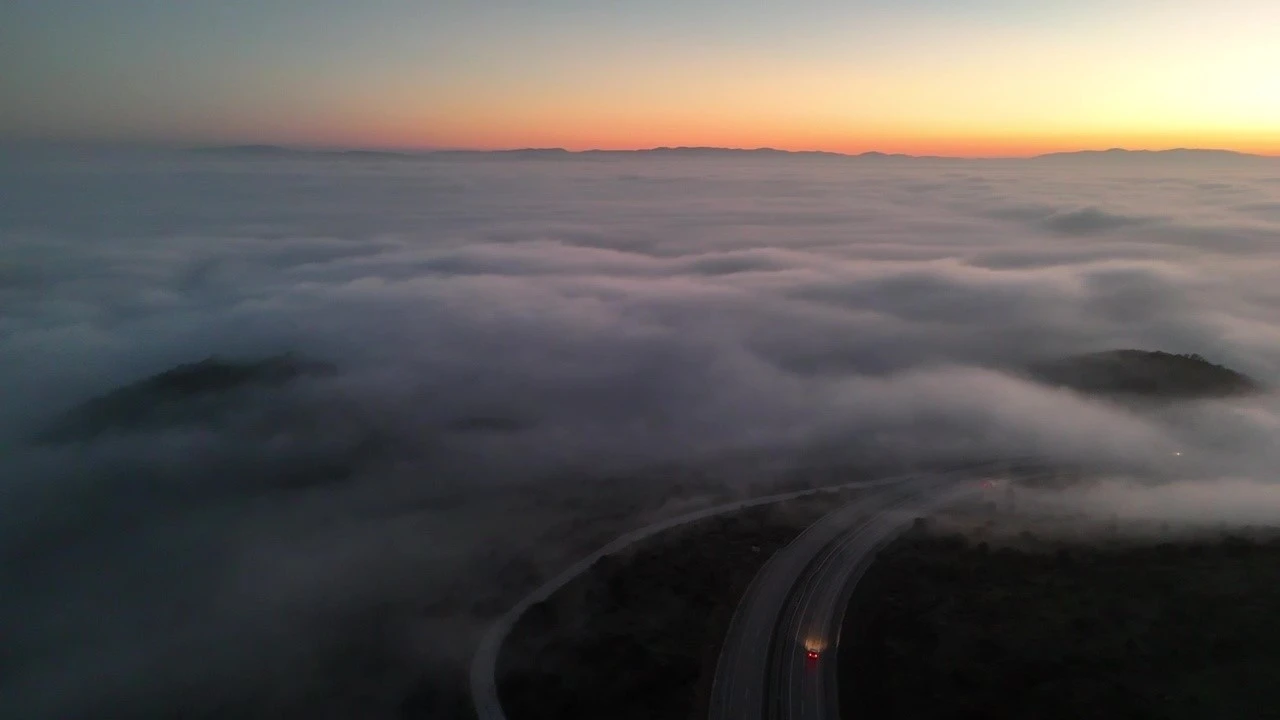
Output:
[1031,477,1280,527]
[3,150,1280,717]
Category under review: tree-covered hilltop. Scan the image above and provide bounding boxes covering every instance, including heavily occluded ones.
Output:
[841,525,1280,720]
[1030,349,1260,399]
[36,354,336,442]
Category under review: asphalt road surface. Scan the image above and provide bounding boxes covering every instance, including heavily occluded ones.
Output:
[708,476,961,720]
[711,463,1058,720]
[472,458,1028,720]
[469,473,930,720]
[776,483,975,720]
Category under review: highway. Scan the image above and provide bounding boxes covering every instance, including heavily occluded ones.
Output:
[775,482,974,720]
[469,472,930,720]
[708,477,963,720]
[471,458,1033,720]
[711,463,1050,720]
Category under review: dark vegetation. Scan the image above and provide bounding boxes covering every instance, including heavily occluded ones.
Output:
[1030,349,1259,399]
[36,354,336,442]
[498,491,860,720]
[841,525,1280,719]
[33,353,537,446]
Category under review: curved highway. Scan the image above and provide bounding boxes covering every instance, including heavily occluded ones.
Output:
[776,483,975,720]
[712,464,1052,720]
[472,458,1037,720]
[470,472,934,720]
[708,477,958,720]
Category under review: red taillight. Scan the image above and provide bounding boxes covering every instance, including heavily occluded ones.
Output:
[807,650,819,659]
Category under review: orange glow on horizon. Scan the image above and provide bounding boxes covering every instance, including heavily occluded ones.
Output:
[8,0,1280,157]
[182,7,1280,161]
[201,97,1280,157]
[266,106,1280,157]
[291,121,1280,158]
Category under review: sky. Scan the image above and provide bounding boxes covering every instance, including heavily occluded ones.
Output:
[3,0,1279,155]
[4,151,1280,716]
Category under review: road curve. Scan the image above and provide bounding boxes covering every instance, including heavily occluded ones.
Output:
[708,477,956,720]
[714,464,1053,720]
[469,473,924,720]
[778,482,976,720]
[470,458,1030,720]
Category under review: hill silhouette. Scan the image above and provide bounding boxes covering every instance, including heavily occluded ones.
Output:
[1033,148,1266,163]
[36,354,336,443]
[1030,349,1259,399]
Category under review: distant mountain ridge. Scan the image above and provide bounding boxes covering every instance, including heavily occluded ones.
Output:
[188,145,1275,161]
[1032,148,1262,162]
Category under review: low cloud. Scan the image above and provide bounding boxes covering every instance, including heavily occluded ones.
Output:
[1236,201,1280,221]
[1041,207,1151,235]
[1030,477,1280,528]
[2,151,1280,717]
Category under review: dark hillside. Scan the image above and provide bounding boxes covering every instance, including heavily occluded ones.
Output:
[841,527,1280,719]
[1030,349,1259,399]
[36,354,336,442]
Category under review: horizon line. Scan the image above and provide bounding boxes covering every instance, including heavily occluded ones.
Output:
[197,143,1280,160]
[7,139,1279,160]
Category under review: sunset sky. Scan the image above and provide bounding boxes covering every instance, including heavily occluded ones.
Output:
[3,0,1279,156]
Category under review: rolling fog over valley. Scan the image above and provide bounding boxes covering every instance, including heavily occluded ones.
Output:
[4,149,1280,718]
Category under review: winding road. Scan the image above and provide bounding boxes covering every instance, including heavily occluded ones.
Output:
[470,475,909,720]
[708,477,968,720]
[774,483,975,720]
[712,463,1052,720]
[471,459,1032,720]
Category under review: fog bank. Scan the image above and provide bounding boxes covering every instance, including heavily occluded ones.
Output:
[3,150,1279,717]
